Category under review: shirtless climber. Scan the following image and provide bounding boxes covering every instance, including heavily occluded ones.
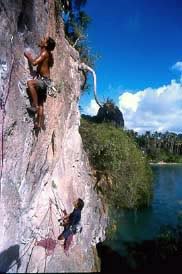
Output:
[24,36,56,129]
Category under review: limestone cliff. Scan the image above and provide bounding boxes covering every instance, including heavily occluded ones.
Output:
[0,0,107,272]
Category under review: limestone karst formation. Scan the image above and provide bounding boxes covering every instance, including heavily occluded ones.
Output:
[0,0,107,272]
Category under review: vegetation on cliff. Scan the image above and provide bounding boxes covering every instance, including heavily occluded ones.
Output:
[79,117,152,209]
[55,0,99,92]
[55,0,97,66]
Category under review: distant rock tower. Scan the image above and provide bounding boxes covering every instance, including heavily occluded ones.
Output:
[96,100,124,128]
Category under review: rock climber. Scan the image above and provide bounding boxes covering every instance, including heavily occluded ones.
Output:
[61,0,71,11]
[58,198,84,252]
[24,36,56,128]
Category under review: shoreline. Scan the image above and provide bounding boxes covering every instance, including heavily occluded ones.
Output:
[149,161,182,165]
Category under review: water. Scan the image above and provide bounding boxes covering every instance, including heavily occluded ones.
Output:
[106,164,182,254]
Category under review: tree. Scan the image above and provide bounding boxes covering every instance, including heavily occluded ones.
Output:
[58,0,99,93]
[96,98,124,128]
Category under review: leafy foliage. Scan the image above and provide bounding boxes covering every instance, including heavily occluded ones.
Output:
[96,98,124,128]
[55,0,99,91]
[80,118,152,209]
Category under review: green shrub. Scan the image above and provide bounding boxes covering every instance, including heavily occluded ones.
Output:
[80,118,153,209]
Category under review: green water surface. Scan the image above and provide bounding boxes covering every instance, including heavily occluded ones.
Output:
[106,165,182,253]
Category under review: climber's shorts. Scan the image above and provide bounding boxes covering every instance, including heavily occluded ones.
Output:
[36,76,51,102]
[36,76,51,92]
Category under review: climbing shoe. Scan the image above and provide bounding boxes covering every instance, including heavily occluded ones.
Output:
[27,106,37,114]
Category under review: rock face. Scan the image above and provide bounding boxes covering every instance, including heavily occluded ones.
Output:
[0,0,107,272]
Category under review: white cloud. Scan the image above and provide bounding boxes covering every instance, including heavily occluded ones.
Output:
[172,61,182,82]
[84,62,182,133]
[172,61,182,72]
[119,80,182,133]
[119,91,144,112]
[85,99,99,116]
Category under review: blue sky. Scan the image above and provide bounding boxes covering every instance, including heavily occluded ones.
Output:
[80,0,182,133]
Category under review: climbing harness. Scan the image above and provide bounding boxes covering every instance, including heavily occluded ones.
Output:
[45,79,57,98]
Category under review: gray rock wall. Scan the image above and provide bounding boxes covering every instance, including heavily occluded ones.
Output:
[0,0,107,272]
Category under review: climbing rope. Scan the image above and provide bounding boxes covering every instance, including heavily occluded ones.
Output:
[37,200,56,273]
[6,187,82,272]
[0,11,59,196]
[25,240,36,273]
[6,237,36,272]
[0,46,35,192]
[51,181,66,216]
[7,199,59,272]
[43,249,48,273]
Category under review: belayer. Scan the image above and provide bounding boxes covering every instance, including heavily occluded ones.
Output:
[24,36,56,129]
[58,198,84,252]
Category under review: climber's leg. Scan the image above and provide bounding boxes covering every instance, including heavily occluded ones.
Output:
[35,86,47,129]
[27,79,39,113]
[38,103,44,128]
[34,103,44,129]
[58,233,64,240]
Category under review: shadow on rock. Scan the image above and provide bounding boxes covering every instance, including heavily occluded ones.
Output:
[0,244,21,273]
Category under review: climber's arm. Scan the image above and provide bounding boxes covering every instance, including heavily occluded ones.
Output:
[24,51,47,66]
[63,214,70,224]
